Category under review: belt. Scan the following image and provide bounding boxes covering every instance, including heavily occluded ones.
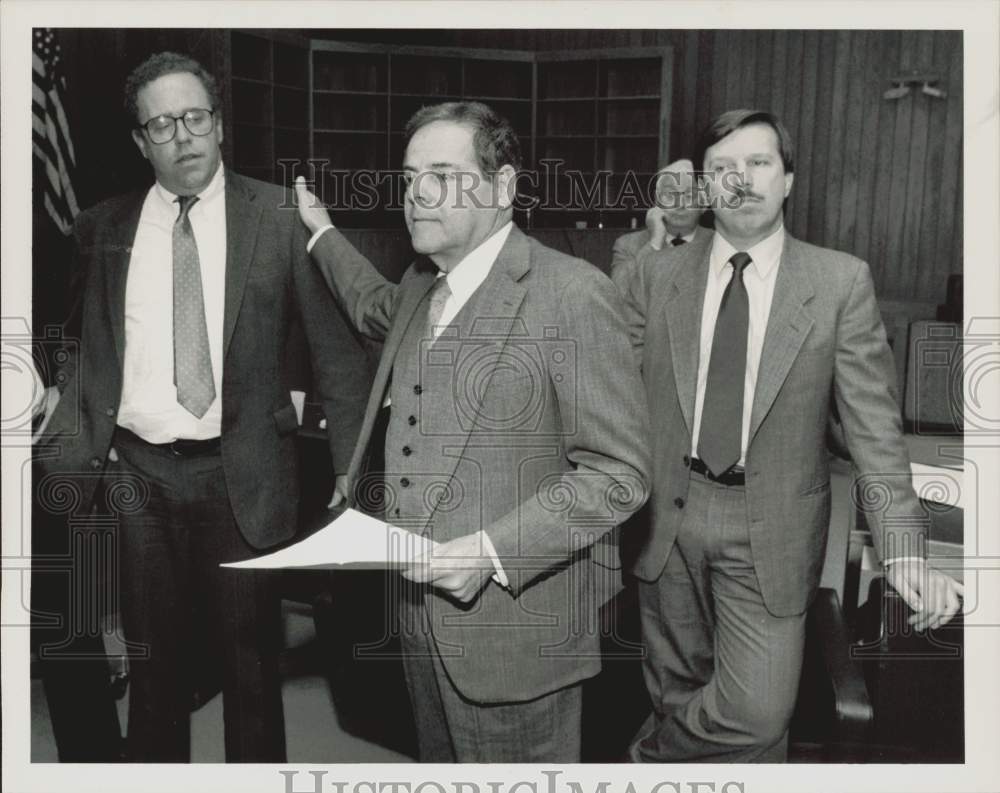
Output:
[689,457,745,486]
[116,427,221,457]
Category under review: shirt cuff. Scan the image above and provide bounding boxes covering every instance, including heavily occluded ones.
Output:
[883,555,925,568]
[306,224,335,253]
[478,530,509,589]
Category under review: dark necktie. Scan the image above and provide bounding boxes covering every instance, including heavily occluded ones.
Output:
[425,275,452,341]
[173,195,215,418]
[670,236,687,246]
[697,251,752,476]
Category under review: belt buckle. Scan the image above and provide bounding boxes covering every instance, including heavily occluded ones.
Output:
[168,440,185,456]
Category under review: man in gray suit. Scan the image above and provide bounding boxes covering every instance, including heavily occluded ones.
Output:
[611,158,709,294]
[295,101,650,762]
[622,109,962,762]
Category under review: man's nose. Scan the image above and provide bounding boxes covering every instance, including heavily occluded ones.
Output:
[408,173,437,207]
[174,118,193,144]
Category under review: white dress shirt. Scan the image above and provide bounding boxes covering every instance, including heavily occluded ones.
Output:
[691,225,784,468]
[117,164,227,442]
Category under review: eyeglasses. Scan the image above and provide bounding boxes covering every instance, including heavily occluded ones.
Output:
[137,108,216,145]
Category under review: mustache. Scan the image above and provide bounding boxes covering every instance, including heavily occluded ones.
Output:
[730,184,765,202]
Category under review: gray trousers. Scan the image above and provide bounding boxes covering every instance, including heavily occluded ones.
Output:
[630,473,806,762]
[399,586,583,762]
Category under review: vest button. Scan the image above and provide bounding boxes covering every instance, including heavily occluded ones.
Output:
[682,454,691,466]
[674,497,685,509]
[106,407,116,417]
[402,446,412,456]
[407,415,417,426]
[413,385,423,395]
[400,477,410,488]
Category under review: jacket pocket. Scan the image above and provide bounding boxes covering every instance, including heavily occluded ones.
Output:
[799,480,831,498]
[273,402,300,436]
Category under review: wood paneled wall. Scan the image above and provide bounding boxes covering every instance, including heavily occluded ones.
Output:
[54,28,963,304]
[448,29,964,305]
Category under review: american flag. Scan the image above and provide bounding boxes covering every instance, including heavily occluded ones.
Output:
[32,28,79,235]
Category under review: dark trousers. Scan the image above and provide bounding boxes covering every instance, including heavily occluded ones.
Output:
[111,429,285,762]
[399,585,583,763]
[32,483,123,762]
[630,473,806,763]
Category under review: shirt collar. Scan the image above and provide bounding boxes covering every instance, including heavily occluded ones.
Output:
[709,224,785,280]
[153,162,225,216]
[440,222,514,303]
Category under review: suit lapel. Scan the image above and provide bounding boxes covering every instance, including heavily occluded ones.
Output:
[448,226,530,385]
[378,261,438,390]
[747,235,815,443]
[222,171,263,359]
[434,227,529,481]
[662,240,711,435]
[104,195,145,369]
[347,261,439,488]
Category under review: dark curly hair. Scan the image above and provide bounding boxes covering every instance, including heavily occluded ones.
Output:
[124,51,220,123]
[404,101,522,175]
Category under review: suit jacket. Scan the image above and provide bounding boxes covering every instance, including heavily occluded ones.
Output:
[310,224,651,702]
[623,231,923,616]
[610,225,712,293]
[35,170,371,550]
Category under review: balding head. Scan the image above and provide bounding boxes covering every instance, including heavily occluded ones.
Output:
[655,158,695,191]
[654,158,703,237]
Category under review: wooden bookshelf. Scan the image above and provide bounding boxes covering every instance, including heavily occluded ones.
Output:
[229,31,310,186]
[226,32,672,228]
[533,50,672,228]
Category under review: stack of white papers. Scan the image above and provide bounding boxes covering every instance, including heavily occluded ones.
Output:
[221,508,437,570]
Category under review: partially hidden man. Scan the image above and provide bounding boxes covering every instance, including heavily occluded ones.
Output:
[33,52,371,762]
[621,109,963,762]
[295,101,651,762]
[610,157,710,295]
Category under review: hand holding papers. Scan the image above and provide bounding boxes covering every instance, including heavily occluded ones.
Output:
[221,507,437,570]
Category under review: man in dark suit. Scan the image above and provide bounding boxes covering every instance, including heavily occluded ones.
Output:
[33,52,370,762]
[611,158,710,294]
[621,109,962,762]
[294,101,650,762]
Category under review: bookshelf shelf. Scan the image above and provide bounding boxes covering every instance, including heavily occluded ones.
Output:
[226,32,671,228]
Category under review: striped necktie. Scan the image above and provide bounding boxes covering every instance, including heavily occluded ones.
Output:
[425,275,452,341]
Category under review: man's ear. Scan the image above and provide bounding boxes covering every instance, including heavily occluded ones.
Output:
[131,128,149,161]
[784,172,794,198]
[496,164,517,209]
[214,114,223,147]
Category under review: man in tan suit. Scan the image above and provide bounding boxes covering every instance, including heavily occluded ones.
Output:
[611,158,709,294]
[622,109,962,762]
[295,101,650,762]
